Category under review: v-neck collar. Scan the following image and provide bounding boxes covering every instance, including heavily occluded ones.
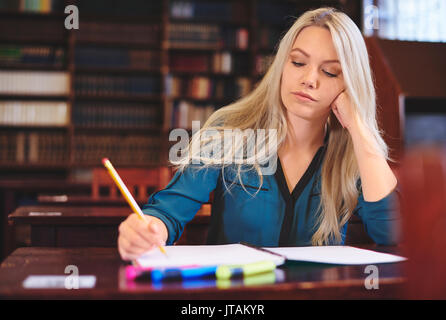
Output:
[274,128,329,203]
[275,128,329,246]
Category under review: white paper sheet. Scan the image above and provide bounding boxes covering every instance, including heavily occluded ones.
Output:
[136,244,406,268]
[266,246,407,265]
[136,244,285,268]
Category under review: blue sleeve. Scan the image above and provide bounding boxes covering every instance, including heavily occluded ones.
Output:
[353,182,402,245]
[141,164,221,245]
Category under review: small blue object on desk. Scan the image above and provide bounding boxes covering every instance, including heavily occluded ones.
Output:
[150,266,218,282]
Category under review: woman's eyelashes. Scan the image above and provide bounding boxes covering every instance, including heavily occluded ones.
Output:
[291,61,338,78]
[291,61,304,67]
[323,70,337,78]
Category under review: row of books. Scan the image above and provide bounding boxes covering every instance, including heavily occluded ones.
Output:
[0,19,65,42]
[1,0,297,22]
[169,1,248,23]
[74,75,161,96]
[211,52,250,75]
[0,45,65,67]
[0,0,295,22]
[0,131,68,163]
[169,52,213,73]
[73,102,161,128]
[0,45,252,72]
[74,134,161,165]
[169,99,215,130]
[220,27,249,51]
[0,131,163,165]
[168,23,249,50]
[75,47,161,70]
[76,22,161,46]
[0,101,68,126]
[169,51,250,74]
[0,132,18,163]
[255,54,275,75]
[0,71,69,95]
[0,70,256,100]
[165,76,251,100]
[0,0,63,13]
[77,0,162,16]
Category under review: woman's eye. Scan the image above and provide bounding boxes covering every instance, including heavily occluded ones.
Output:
[323,70,337,78]
[292,61,304,67]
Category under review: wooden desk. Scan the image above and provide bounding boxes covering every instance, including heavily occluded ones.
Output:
[9,204,370,248]
[0,179,91,260]
[37,195,134,206]
[0,246,406,299]
[9,205,210,247]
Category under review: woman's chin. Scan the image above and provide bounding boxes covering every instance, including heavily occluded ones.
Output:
[284,105,329,122]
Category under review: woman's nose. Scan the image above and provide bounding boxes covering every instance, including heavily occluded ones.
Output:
[301,68,318,89]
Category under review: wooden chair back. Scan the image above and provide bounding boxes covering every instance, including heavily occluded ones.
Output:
[92,167,172,203]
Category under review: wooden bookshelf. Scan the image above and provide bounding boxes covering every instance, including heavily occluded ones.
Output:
[0,0,361,172]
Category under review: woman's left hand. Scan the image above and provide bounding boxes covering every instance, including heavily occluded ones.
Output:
[330,90,359,132]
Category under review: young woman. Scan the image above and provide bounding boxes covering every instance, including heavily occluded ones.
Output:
[118,7,400,261]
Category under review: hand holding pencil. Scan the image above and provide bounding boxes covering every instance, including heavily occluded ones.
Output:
[118,213,168,261]
[102,158,168,261]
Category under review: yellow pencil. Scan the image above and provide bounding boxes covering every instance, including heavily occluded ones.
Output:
[102,158,167,255]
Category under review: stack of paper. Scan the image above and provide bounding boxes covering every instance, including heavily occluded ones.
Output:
[136,244,406,268]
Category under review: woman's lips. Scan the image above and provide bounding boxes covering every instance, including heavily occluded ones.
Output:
[292,91,316,102]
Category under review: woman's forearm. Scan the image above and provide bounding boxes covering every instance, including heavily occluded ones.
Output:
[348,120,397,202]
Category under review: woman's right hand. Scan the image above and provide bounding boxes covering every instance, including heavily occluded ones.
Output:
[118,213,168,261]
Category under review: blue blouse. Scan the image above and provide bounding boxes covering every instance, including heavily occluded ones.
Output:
[142,134,401,247]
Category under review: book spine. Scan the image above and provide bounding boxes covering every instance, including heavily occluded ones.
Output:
[169,99,216,129]
[0,71,69,95]
[77,22,160,45]
[0,101,68,126]
[74,75,161,96]
[74,134,161,165]
[73,102,160,128]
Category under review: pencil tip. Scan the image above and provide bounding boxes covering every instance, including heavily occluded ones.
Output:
[160,246,168,257]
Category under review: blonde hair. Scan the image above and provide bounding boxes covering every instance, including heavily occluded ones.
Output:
[171,7,389,245]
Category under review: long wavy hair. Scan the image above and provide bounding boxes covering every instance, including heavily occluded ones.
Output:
[171,7,389,245]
